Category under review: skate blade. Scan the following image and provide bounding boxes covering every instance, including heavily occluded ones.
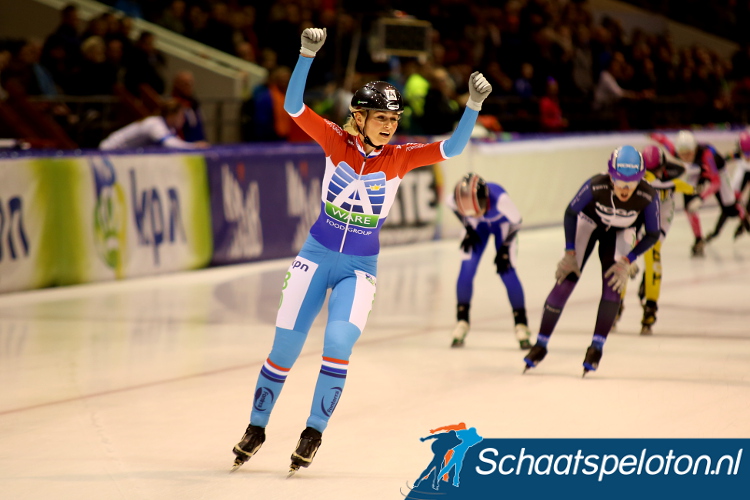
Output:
[287,463,301,478]
[582,364,597,377]
[230,458,245,472]
[451,338,465,348]
[519,340,532,350]
[640,326,653,336]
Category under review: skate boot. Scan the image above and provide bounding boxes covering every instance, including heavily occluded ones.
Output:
[515,324,532,349]
[582,345,603,376]
[734,223,745,240]
[640,300,658,335]
[451,320,470,348]
[289,427,322,476]
[523,343,547,373]
[691,238,705,258]
[231,424,266,471]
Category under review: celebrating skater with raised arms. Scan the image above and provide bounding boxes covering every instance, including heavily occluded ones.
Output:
[231,27,492,473]
[523,145,660,376]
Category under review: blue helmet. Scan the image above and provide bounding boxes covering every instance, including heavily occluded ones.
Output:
[608,145,645,183]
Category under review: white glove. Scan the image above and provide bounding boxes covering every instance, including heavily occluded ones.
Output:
[466,71,492,111]
[300,27,327,57]
[555,252,581,284]
[686,196,703,213]
[605,259,631,293]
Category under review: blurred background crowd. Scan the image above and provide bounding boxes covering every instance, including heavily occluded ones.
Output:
[3,0,750,148]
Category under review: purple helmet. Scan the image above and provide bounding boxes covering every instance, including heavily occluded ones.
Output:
[739,131,750,155]
[608,145,645,182]
[642,145,665,171]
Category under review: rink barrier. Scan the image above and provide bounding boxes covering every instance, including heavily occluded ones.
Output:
[0,152,212,293]
[0,130,742,293]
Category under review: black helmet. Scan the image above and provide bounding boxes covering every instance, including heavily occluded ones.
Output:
[454,173,489,217]
[350,81,404,113]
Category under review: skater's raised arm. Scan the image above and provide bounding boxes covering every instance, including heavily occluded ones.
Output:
[441,72,492,158]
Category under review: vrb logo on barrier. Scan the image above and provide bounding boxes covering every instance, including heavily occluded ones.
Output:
[221,164,263,258]
[0,196,29,262]
[286,162,320,252]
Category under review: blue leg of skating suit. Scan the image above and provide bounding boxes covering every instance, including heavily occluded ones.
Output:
[306,277,363,433]
[499,268,525,310]
[249,264,327,428]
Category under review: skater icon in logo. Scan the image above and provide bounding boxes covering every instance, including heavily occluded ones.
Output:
[413,423,484,491]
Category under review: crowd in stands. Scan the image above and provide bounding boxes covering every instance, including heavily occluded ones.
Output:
[3,0,750,148]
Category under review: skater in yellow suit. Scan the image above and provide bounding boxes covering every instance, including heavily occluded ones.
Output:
[637,145,696,334]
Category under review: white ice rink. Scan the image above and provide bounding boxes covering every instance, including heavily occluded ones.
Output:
[1,207,749,500]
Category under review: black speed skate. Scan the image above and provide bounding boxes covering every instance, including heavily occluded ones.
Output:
[640,300,658,335]
[735,223,746,240]
[231,424,266,472]
[690,238,705,257]
[515,324,532,349]
[523,344,547,373]
[582,345,602,376]
[288,427,322,476]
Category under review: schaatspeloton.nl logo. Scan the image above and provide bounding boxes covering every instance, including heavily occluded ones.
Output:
[403,425,748,500]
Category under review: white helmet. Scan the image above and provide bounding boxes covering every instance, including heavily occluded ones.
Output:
[675,130,697,154]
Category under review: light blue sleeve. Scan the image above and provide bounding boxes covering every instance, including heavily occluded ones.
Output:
[442,107,479,158]
[284,55,314,115]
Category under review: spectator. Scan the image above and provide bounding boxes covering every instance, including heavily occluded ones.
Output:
[3,39,58,97]
[514,62,535,98]
[42,3,81,68]
[100,98,209,150]
[202,2,237,55]
[171,71,206,142]
[0,46,10,100]
[71,36,116,96]
[571,25,594,97]
[124,32,165,96]
[422,67,462,135]
[158,0,187,35]
[105,39,127,86]
[403,58,432,135]
[539,77,568,132]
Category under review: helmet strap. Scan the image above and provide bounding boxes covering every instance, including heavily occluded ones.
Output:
[356,111,383,151]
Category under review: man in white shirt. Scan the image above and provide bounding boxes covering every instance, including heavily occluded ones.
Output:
[99,99,209,150]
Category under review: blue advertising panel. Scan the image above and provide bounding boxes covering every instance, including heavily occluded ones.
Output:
[205,144,325,265]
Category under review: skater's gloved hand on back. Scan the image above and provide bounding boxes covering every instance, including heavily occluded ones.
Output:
[555,251,580,284]
[300,27,327,57]
[460,225,481,253]
[466,72,492,111]
[495,245,511,273]
[605,258,631,293]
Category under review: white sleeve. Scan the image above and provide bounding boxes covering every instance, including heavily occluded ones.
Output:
[148,116,199,149]
[730,160,748,192]
[162,135,200,149]
[496,192,522,226]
